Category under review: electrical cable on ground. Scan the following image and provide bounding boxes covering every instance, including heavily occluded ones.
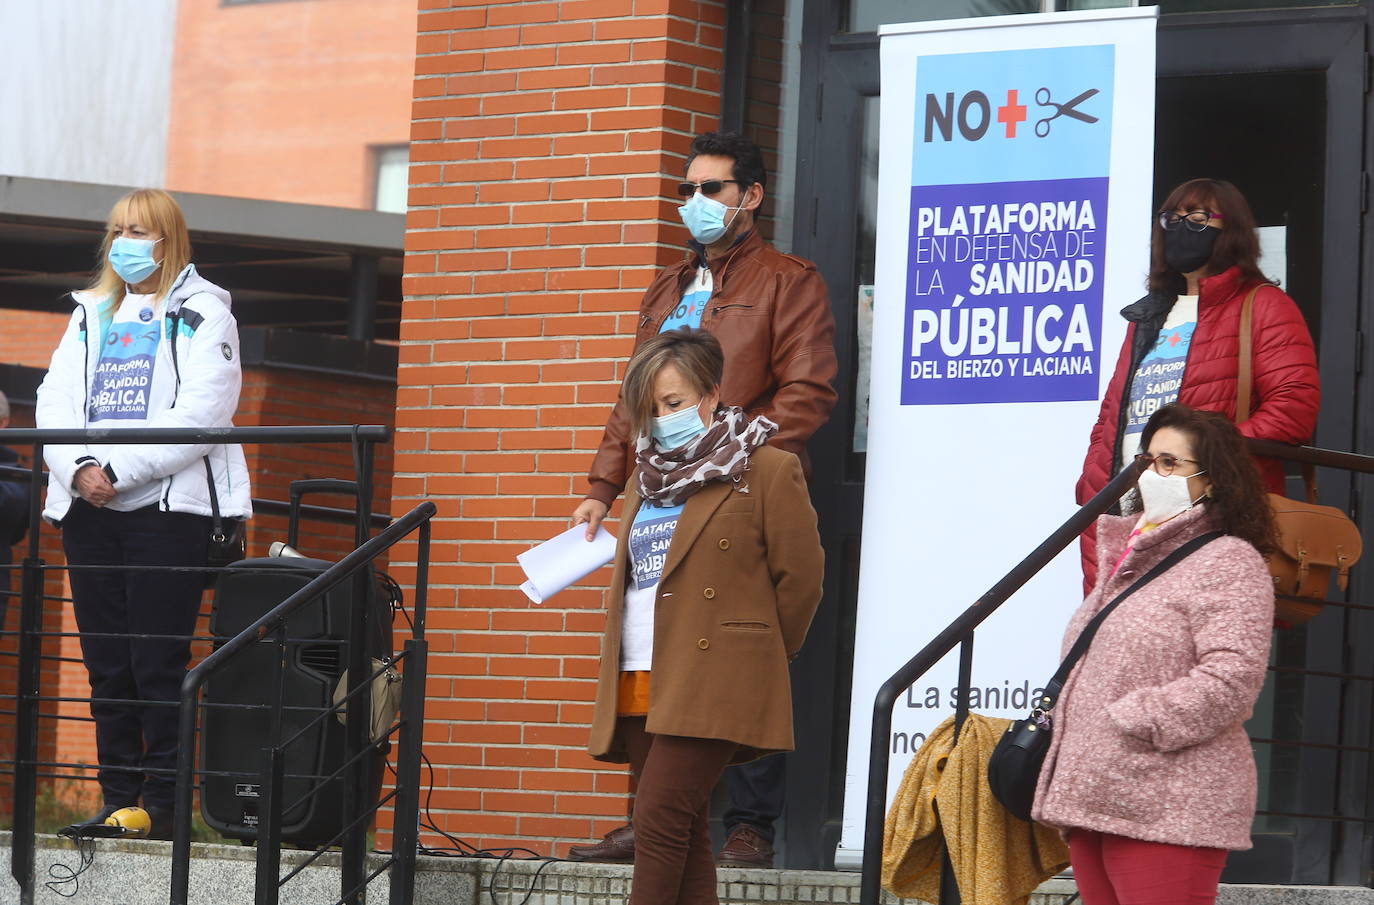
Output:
[45,834,96,898]
[378,577,569,904]
[379,750,568,905]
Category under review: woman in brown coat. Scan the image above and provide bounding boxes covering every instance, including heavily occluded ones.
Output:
[586,327,824,905]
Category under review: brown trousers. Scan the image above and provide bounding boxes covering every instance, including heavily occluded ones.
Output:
[621,717,738,905]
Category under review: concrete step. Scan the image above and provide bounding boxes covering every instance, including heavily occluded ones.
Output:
[3,832,1372,904]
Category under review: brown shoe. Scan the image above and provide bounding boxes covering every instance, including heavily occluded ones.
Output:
[567,822,634,863]
[716,824,774,868]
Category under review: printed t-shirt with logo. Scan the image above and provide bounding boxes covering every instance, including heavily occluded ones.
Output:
[620,265,708,670]
[1119,294,1198,471]
[89,293,164,510]
[659,267,712,332]
[620,500,684,670]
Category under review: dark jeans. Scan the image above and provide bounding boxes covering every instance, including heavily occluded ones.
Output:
[723,753,785,842]
[62,501,210,811]
[622,718,737,905]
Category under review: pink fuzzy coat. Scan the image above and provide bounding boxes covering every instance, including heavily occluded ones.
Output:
[1032,506,1274,850]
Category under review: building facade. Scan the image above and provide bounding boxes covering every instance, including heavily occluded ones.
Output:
[392,0,1374,886]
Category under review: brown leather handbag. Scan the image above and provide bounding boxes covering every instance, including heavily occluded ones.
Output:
[1237,287,1362,625]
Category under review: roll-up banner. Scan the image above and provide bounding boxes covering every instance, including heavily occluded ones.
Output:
[836,8,1157,868]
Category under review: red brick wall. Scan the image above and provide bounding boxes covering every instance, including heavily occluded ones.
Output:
[0,312,68,369]
[236,368,397,561]
[392,0,725,855]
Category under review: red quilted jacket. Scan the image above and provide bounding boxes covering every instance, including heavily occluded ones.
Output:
[1075,266,1320,591]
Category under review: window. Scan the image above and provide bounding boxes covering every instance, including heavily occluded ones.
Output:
[372,145,409,214]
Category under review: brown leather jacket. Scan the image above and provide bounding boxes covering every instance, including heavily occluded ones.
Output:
[585,229,838,505]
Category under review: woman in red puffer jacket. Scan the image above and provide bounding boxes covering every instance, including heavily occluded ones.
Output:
[1076,178,1319,592]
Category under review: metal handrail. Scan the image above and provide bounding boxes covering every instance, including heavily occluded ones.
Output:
[0,425,389,444]
[170,500,434,905]
[859,438,1374,905]
[2,463,392,529]
[1,424,395,905]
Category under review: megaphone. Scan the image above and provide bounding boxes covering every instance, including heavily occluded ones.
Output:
[59,806,151,838]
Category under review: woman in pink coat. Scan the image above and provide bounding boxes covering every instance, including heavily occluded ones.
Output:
[1034,403,1276,905]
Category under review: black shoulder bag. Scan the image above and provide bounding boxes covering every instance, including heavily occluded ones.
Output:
[986,531,1223,822]
[204,456,246,587]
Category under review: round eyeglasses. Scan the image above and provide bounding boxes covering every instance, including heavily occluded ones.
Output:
[1134,452,1204,477]
[1158,210,1222,232]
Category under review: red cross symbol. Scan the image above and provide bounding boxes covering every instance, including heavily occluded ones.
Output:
[1168,332,1182,346]
[120,332,133,347]
[996,89,1027,139]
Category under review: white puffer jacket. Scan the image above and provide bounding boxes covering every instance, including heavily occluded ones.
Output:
[35,264,253,524]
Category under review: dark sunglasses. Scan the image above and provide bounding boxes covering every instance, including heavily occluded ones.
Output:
[676,179,744,198]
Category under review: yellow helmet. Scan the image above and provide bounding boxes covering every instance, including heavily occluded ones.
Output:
[104,806,151,837]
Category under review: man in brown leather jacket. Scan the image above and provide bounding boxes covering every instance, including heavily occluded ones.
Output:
[573,132,837,535]
[570,131,837,868]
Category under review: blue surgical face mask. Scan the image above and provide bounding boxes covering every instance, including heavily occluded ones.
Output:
[651,404,707,450]
[109,236,163,284]
[678,193,742,245]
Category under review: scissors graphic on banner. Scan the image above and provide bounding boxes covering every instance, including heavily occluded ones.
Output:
[1034,87,1100,138]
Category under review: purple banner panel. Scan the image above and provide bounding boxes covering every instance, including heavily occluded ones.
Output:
[900,177,1109,405]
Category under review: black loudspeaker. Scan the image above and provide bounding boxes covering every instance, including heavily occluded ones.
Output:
[200,557,391,845]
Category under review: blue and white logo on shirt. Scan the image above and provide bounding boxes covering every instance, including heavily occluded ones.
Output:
[629,502,683,590]
[1126,320,1195,433]
[89,322,160,422]
[660,267,712,333]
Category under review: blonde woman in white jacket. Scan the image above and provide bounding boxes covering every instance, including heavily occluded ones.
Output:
[35,189,250,839]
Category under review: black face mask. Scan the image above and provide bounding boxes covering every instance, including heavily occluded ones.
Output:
[1163,226,1220,276]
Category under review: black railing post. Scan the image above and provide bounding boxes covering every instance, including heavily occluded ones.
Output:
[255,746,286,905]
[10,447,45,905]
[414,520,430,637]
[256,623,288,904]
[171,669,199,905]
[389,639,426,905]
[341,433,377,905]
[936,636,976,905]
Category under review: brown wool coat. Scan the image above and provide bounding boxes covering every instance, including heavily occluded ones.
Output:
[587,445,824,765]
[1032,507,1274,850]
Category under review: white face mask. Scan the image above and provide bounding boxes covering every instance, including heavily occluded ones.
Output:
[1137,467,1207,525]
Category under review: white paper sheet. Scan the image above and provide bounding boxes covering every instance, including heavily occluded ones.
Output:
[516,524,616,604]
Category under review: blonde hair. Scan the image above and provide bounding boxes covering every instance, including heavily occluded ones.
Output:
[87,189,192,317]
[622,328,724,436]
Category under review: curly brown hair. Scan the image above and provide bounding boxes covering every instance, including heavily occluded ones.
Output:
[1141,404,1278,554]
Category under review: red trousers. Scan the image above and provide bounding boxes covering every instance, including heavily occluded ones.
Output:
[620,717,737,905]
[1069,829,1229,905]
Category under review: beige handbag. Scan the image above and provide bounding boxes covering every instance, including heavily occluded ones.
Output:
[1237,287,1362,626]
[332,658,403,745]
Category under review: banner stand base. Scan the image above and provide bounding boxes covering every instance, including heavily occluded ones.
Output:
[833,845,863,872]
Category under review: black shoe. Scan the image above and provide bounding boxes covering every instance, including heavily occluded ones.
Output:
[58,804,126,838]
[145,806,173,841]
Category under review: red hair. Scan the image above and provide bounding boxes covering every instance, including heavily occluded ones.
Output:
[1148,178,1272,295]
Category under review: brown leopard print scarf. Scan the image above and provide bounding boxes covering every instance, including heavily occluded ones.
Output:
[635,406,778,507]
